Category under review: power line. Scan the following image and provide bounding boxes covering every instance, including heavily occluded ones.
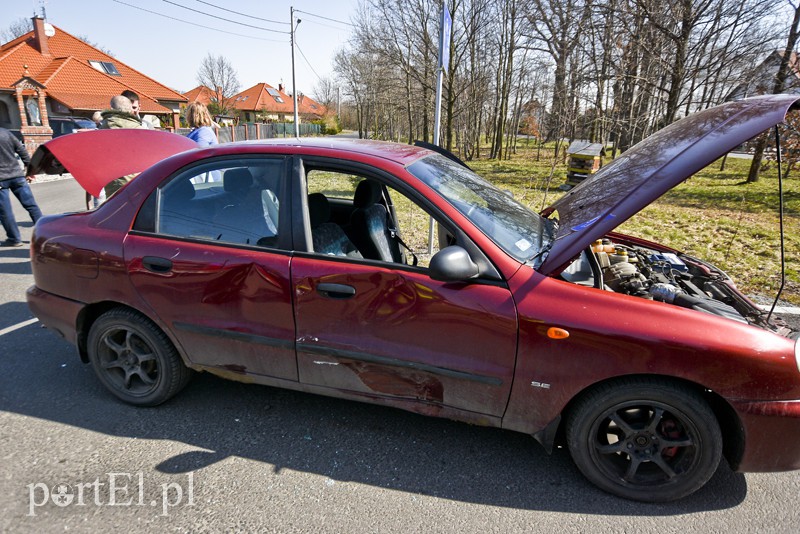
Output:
[302,19,352,32]
[296,43,323,83]
[112,0,286,42]
[162,0,289,34]
[193,0,288,25]
[295,9,354,28]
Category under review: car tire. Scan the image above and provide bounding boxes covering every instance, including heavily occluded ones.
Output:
[565,377,722,502]
[88,308,192,406]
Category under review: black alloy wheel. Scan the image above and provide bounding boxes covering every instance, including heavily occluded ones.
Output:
[88,308,192,406]
[566,378,723,502]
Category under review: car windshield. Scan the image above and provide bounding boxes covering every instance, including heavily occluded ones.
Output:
[407,154,555,264]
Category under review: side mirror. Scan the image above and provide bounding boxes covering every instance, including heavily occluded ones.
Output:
[429,246,480,282]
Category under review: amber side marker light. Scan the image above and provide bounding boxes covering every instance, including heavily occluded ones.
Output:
[547,327,570,340]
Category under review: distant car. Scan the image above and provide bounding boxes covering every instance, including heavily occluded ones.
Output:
[48,116,96,137]
[26,95,800,502]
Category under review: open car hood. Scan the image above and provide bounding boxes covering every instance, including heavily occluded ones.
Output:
[539,94,800,275]
[28,129,198,197]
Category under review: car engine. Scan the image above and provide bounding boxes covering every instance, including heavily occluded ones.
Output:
[561,237,794,334]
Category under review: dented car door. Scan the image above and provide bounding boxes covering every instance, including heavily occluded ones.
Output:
[124,159,297,381]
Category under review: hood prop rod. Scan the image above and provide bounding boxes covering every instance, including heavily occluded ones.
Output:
[767,125,785,323]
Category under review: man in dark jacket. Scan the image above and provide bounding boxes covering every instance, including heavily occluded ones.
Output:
[0,128,42,247]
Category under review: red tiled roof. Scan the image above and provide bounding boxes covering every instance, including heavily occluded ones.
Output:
[0,22,186,111]
[297,93,328,117]
[38,57,170,112]
[182,85,216,105]
[231,83,327,118]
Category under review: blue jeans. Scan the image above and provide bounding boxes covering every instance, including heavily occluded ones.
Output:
[0,176,43,243]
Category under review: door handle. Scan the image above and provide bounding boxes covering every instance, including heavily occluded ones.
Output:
[142,256,173,273]
[316,283,356,299]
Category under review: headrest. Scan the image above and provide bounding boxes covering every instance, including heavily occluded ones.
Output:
[165,178,195,202]
[353,180,382,209]
[224,168,253,193]
[307,193,330,229]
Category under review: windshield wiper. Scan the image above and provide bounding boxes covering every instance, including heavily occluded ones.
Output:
[527,217,558,268]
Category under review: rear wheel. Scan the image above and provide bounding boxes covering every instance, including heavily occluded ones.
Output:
[566,378,722,502]
[88,308,192,406]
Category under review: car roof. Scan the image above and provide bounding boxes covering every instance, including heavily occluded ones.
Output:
[220,137,434,166]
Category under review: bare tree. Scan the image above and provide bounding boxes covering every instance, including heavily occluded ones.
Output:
[1,17,31,43]
[313,76,339,110]
[747,0,800,182]
[489,0,523,158]
[196,54,241,116]
[525,0,592,142]
[76,35,114,57]
[330,0,784,164]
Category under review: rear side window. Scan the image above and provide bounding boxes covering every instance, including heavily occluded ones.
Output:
[135,158,287,249]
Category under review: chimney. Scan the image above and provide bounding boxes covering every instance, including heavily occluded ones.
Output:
[31,17,50,56]
[278,83,284,93]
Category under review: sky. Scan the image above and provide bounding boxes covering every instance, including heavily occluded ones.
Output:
[5,0,361,98]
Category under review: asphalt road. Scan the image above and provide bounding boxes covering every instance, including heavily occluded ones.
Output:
[1,178,800,533]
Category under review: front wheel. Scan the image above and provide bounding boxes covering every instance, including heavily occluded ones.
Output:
[566,378,722,502]
[88,308,192,406]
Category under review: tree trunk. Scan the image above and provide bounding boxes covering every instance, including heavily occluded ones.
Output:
[747,2,800,183]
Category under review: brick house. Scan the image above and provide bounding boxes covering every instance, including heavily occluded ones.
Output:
[0,17,187,152]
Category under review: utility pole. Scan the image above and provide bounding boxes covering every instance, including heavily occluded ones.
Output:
[290,7,301,138]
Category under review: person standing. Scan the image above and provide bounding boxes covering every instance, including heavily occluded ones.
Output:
[100,95,143,130]
[184,102,220,183]
[121,90,153,129]
[185,102,218,147]
[0,128,43,247]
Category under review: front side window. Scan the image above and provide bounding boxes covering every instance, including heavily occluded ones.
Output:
[305,168,443,267]
[153,158,285,248]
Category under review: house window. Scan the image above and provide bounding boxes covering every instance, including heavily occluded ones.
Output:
[0,100,10,127]
[89,60,121,76]
[266,88,284,103]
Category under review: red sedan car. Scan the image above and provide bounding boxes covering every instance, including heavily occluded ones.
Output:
[26,95,800,502]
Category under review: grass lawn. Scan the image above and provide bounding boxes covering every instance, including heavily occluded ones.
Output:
[469,147,800,306]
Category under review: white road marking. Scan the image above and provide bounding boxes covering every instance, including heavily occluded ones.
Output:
[0,318,39,337]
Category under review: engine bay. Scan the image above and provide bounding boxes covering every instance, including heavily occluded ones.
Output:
[560,236,794,335]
